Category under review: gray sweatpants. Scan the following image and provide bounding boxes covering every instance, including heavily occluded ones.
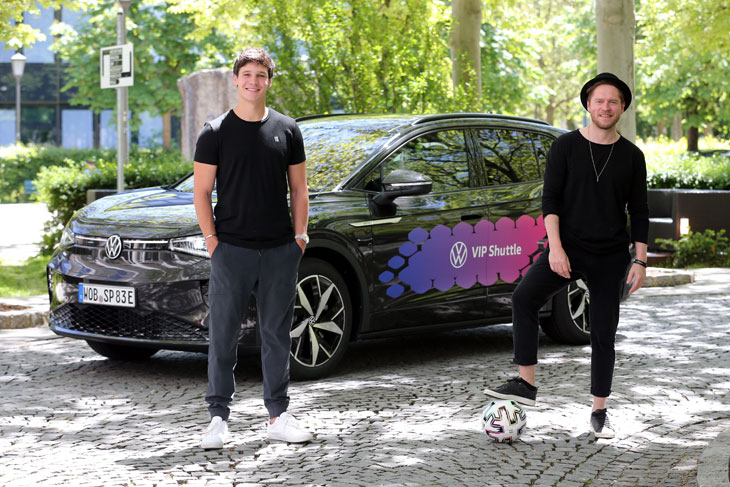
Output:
[205,239,302,420]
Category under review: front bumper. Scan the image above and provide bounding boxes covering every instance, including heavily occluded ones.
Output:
[47,245,258,351]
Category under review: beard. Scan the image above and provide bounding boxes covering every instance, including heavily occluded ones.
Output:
[590,111,620,130]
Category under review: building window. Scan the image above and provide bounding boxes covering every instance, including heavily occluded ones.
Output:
[100,110,131,149]
[62,109,93,148]
[23,105,56,144]
[138,112,162,147]
[0,109,15,146]
[23,7,55,63]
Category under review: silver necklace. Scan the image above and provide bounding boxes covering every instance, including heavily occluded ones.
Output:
[588,139,615,182]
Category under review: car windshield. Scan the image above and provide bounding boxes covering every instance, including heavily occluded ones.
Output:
[174,117,410,193]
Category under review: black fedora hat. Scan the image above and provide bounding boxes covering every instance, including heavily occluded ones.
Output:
[580,72,632,110]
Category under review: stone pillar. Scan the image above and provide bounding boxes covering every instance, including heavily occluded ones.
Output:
[177,68,238,160]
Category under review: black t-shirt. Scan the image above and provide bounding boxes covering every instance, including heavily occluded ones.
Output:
[542,130,649,254]
[194,108,306,249]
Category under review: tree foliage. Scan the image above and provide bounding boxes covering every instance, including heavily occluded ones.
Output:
[248,0,466,116]
[7,0,729,150]
[637,0,730,150]
[51,0,235,126]
[1,0,67,47]
[494,0,595,126]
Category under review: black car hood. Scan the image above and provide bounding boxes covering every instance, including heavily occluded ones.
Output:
[70,187,369,239]
[72,187,201,238]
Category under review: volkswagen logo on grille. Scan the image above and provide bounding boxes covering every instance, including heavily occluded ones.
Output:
[105,235,123,259]
[449,241,467,269]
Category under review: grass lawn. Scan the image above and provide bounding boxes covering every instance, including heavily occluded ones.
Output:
[0,255,50,297]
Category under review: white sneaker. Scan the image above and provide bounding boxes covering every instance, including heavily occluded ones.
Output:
[201,416,228,449]
[266,412,313,443]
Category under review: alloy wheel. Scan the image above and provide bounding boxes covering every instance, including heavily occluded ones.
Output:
[290,273,346,368]
[567,279,590,334]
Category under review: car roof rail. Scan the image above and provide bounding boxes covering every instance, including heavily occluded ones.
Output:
[296,113,361,122]
[412,112,550,126]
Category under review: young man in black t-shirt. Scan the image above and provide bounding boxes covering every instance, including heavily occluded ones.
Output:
[484,73,649,439]
[193,48,313,448]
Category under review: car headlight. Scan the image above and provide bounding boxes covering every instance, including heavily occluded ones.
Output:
[169,235,210,259]
[59,226,74,248]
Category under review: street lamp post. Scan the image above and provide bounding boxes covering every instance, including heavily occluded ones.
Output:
[11,52,26,144]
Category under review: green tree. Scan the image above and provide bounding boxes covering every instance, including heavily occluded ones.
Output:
[249,0,463,116]
[637,0,730,151]
[503,0,596,126]
[451,0,482,109]
[1,0,68,47]
[51,0,235,148]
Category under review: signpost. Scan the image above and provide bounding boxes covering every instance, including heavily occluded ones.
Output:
[100,1,132,194]
[100,44,133,89]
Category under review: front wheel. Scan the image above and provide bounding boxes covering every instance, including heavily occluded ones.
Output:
[540,279,590,345]
[86,340,159,360]
[290,258,353,380]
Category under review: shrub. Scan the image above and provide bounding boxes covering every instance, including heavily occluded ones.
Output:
[640,137,730,190]
[34,147,192,253]
[656,229,730,268]
[0,144,115,203]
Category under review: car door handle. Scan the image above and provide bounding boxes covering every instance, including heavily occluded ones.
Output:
[461,214,481,221]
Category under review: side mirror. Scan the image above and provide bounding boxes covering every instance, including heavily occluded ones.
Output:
[373,169,433,205]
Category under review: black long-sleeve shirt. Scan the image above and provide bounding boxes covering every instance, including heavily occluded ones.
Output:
[542,130,649,254]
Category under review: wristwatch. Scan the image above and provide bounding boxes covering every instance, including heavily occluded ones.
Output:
[295,234,309,244]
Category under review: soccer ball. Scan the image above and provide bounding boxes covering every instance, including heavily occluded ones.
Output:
[481,399,527,443]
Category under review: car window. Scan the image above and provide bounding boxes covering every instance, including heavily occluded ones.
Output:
[476,128,542,185]
[173,118,409,193]
[531,133,554,175]
[366,130,470,193]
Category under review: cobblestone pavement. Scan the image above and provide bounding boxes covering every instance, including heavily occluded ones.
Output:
[1,281,729,486]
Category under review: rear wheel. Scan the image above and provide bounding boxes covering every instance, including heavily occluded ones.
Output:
[290,258,352,380]
[540,279,591,345]
[86,340,159,360]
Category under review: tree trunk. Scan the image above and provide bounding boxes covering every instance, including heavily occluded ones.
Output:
[545,104,555,126]
[670,113,683,141]
[686,105,699,151]
[687,127,699,152]
[162,112,172,150]
[595,0,636,143]
[704,125,713,138]
[656,118,666,137]
[450,0,482,108]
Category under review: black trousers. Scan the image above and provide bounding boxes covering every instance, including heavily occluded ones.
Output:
[206,240,302,421]
[511,244,630,398]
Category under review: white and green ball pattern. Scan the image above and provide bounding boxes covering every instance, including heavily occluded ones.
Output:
[481,399,527,443]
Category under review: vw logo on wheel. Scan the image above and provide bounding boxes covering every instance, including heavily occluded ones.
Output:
[449,241,467,269]
[105,235,123,260]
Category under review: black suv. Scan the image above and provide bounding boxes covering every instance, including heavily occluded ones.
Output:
[47,113,591,379]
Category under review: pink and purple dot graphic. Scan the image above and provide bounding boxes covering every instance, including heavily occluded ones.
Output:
[379,215,546,298]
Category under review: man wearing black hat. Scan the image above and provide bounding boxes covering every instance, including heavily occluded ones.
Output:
[484,72,649,439]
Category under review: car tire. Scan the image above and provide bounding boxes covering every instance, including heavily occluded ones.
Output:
[85,340,159,360]
[540,280,591,345]
[290,258,353,380]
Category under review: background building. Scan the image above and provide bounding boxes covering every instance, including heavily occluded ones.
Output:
[0,5,178,148]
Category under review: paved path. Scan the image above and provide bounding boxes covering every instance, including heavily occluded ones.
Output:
[1,272,729,486]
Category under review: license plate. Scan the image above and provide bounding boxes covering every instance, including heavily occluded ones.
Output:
[78,283,136,308]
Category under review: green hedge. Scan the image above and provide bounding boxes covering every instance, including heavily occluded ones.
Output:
[647,152,730,190]
[641,137,730,190]
[0,144,115,203]
[34,147,192,254]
